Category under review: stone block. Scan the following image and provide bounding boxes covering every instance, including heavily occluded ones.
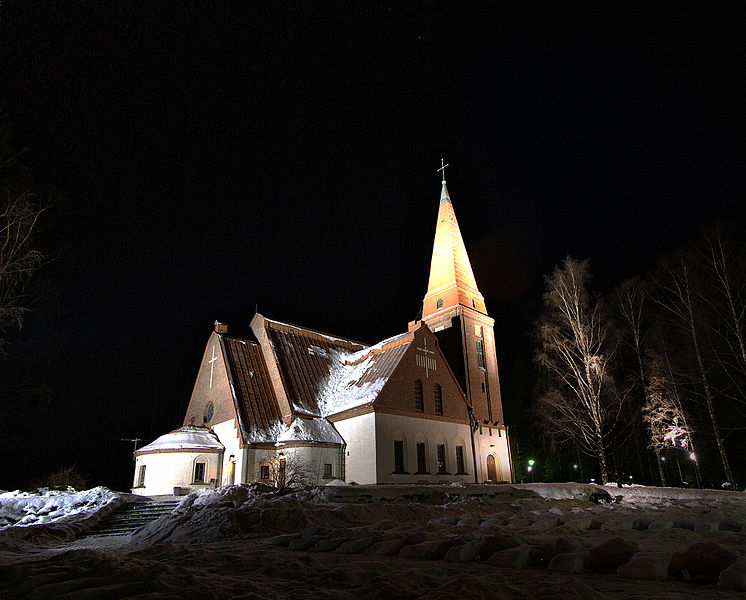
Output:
[487,546,531,569]
[585,537,638,572]
[616,551,671,581]
[547,551,587,574]
[718,559,746,591]
[669,541,737,583]
[399,539,459,560]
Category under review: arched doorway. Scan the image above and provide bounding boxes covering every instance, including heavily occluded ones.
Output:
[486,454,498,482]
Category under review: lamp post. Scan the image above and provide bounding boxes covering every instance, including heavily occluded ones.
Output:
[528,459,535,482]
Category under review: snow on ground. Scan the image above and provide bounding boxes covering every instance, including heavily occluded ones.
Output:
[0,487,121,530]
[2,483,746,598]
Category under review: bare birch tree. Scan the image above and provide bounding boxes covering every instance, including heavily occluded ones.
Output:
[0,119,45,351]
[0,192,44,346]
[535,257,622,483]
[614,277,667,485]
[699,224,746,404]
[653,250,734,485]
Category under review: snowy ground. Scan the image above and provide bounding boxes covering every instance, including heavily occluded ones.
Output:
[1,483,745,598]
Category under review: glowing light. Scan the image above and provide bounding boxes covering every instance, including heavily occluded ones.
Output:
[527,466,532,472]
[528,459,535,466]
[690,453,696,461]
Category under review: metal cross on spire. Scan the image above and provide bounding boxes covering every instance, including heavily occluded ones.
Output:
[437,158,449,184]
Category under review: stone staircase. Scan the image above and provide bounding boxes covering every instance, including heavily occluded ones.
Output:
[91,499,181,537]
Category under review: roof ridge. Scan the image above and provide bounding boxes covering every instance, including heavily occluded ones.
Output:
[263,316,368,348]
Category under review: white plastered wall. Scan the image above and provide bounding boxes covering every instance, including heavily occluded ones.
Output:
[132,450,222,496]
[248,446,344,486]
[213,419,244,485]
[333,412,376,484]
[373,413,475,485]
[473,425,511,483]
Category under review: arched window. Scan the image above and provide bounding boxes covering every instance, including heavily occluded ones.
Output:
[414,379,424,411]
[434,384,443,414]
[193,457,207,483]
[437,298,443,309]
[393,431,408,474]
[415,433,429,474]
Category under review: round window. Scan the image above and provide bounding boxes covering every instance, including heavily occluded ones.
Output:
[203,401,214,423]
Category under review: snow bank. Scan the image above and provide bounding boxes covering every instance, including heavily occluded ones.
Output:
[0,487,122,530]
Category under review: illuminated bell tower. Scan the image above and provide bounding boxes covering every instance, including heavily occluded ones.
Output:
[419,169,504,426]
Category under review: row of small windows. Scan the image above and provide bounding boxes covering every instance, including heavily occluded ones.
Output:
[393,440,467,475]
[435,298,477,310]
[413,380,443,414]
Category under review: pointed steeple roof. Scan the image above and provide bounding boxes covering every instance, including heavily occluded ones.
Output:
[422,181,487,319]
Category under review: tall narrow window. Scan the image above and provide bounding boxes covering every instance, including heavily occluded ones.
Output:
[416,442,427,473]
[414,379,424,411]
[194,461,206,483]
[434,384,443,414]
[137,465,146,487]
[476,339,485,369]
[437,444,447,473]
[260,465,270,479]
[324,463,333,477]
[437,298,443,309]
[471,298,476,308]
[394,440,405,473]
[456,446,466,474]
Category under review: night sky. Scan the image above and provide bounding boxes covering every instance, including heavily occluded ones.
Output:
[2,4,745,489]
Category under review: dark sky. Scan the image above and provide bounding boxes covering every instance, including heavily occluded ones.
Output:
[2,3,745,488]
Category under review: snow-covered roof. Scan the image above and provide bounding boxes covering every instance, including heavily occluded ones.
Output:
[277,417,344,444]
[262,316,413,418]
[135,426,224,455]
[317,341,411,416]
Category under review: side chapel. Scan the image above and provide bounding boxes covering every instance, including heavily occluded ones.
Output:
[132,173,514,494]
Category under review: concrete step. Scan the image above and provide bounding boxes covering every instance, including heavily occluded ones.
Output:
[90,500,180,537]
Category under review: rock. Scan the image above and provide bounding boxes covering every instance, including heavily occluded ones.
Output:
[616,552,671,581]
[562,517,593,530]
[261,533,298,546]
[475,532,521,559]
[336,537,375,554]
[487,546,532,569]
[546,551,587,573]
[693,521,719,534]
[364,537,405,556]
[530,517,558,531]
[287,536,322,550]
[585,537,638,572]
[550,536,584,555]
[312,537,349,552]
[399,539,459,560]
[668,541,737,583]
[718,559,746,591]
[600,519,634,532]
[443,541,478,562]
[647,520,674,531]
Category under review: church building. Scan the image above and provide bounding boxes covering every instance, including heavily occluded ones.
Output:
[132,174,513,495]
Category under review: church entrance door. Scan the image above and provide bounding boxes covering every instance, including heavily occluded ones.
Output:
[486,454,498,482]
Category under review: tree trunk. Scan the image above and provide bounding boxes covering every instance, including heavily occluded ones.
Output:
[689,317,734,485]
[655,450,667,486]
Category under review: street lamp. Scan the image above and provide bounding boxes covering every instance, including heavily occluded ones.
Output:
[527,459,535,482]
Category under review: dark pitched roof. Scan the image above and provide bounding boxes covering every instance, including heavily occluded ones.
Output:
[264,319,367,415]
[221,336,282,440]
[263,318,412,417]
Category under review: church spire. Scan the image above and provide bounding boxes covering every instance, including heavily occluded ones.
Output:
[422,169,486,320]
